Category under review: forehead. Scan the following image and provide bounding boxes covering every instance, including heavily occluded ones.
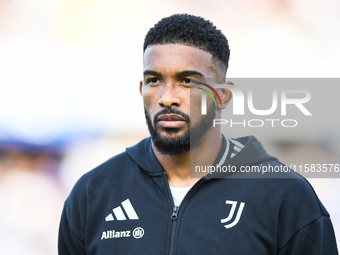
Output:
[143,44,216,77]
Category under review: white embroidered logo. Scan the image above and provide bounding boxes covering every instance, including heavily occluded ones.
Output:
[220,200,245,229]
[105,199,139,221]
[132,227,144,238]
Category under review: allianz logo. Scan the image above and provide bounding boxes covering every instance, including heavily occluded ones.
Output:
[101,227,144,240]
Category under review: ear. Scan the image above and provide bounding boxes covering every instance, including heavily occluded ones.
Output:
[139,81,143,96]
[217,81,233,110]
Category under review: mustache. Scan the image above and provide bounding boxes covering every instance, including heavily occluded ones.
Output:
[153,108,190,126]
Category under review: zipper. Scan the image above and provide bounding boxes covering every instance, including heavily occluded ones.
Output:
[163,172,210,255]
[169,206,179,255]
[162,173,178,255]
[171,206,179,220]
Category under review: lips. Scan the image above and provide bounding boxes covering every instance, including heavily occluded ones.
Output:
[157,114,186,121]
[157,114,187,128]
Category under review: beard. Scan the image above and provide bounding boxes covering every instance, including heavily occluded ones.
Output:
[144,103,216,156]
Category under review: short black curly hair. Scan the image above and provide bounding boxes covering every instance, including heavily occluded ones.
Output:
[143,14,230,76]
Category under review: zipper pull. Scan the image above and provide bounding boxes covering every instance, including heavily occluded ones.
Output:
[171,206,179,220]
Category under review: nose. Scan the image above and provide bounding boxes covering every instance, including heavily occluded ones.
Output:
[158,83,181,108]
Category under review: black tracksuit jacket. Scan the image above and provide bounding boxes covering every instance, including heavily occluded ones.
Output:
[59,136,338,254]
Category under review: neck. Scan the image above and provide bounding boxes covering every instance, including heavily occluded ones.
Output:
[152,127,223,187]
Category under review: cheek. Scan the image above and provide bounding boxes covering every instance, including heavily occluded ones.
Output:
[142,88,160,114]
[189,94,204,122]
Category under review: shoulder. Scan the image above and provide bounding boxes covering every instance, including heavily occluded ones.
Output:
[265,174,330,248]
[236,170,330,249]
[275,175,328,215]
[63,149,141,210]
[251,162,329,217]
[62,150,140,226]
[72,151,132,191]
[64,137,153,209]
[272,175,335,251]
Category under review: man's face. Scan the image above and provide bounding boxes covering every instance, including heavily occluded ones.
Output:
[140,44,220,155]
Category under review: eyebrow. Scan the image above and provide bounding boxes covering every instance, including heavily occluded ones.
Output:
[143,70,162,76]
[175,70,204,77]
[143,70,205,77]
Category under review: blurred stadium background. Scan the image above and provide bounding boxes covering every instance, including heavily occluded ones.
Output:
[0,0,339,253]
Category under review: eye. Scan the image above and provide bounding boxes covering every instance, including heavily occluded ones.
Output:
[147,78,161,84]
[183,78,191,84]
[180,78,197,88]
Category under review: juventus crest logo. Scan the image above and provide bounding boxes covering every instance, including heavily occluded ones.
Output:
[220,200,245,229]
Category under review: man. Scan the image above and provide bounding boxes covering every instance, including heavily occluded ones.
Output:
[58,14,338,254]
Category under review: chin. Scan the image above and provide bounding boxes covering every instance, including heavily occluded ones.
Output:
[157,130,185,140]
